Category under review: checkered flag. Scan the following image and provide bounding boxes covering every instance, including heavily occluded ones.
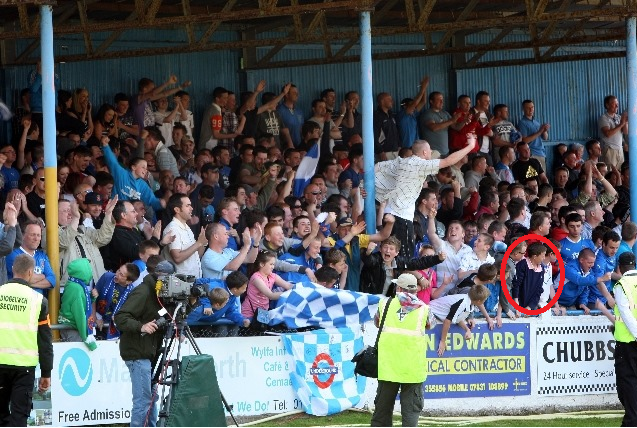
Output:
[268,282,382,328]
[282,327,366,415]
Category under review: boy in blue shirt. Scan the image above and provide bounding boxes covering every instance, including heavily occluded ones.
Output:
[559,248,611,313]
[187,271,250,336]
[560,213,596,267]
[589,231,621,322]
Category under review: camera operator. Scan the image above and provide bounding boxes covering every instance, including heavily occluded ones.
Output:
[114,255,167,427]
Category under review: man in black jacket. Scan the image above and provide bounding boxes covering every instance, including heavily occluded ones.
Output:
[361,236,445,296]
[114,256,166,427]
[102,201,173,271]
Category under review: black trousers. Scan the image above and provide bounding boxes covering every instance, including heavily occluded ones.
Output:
[0,367,35,427]
[615,341,637,427]
[371,380,423,427]
[392,216,415,259]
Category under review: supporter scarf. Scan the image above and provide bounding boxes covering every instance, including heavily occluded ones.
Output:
[395,292,426,316]
[108,284,133,340]
[67,276,92,336]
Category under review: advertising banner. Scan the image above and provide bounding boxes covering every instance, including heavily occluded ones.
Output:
[47,336,299,426]
[423,322,531,398]
[536,323,616,395]
[50,341,134,426]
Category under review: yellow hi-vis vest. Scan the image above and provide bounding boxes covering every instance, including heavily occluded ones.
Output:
[614,271,637,343]
[0,282,43,367]
[377,297,429,383]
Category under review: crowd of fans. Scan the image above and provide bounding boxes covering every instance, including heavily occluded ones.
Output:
[3,66,635,347]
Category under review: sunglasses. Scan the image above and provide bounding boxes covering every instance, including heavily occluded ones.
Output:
[310,191,321,195]
[293,205,302,209]
[39,177,46,182]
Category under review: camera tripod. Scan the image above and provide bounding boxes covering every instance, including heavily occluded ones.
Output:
[154,301,238,427]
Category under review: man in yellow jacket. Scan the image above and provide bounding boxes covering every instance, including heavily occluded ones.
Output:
[371,273,430,427]
[614,252,637,426]
[0,254,53,426]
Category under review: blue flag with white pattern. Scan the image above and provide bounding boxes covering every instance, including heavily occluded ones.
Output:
[293,142,320,197]
[282,327,365,416]
[268,281,381,328]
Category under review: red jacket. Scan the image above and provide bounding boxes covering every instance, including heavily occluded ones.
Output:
[448,109,491,152]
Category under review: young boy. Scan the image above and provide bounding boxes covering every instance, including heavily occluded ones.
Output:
[429,284,491,356]
[361,236,444,296]
[540,243,566,316]
[458,233,495,280]
[559,248,611,314]
[314,266,340,289]
[560,213,596,268]
[587,230,621,322]
[323,248,347,289]
[449,264,498,330]
[187,271,250,337]
[131,240,161,287]
[512,242,546,313]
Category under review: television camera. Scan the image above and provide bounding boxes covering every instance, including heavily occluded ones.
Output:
[155,273,206,302]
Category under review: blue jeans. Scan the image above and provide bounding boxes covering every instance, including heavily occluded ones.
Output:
[125,359,158,427]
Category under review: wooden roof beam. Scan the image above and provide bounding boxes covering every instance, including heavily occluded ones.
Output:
[182,0,194,44]
[526,0,540,60]
[146,0,162,24]
[416,0,437,30]
[320,11,332,58]
[465,27,514,66]
[404,0,416,30]
[460,50,625,69]
[77,0,93,55]
[242,28,625,69]
[290,0,303,41]
[435,0,478,52]
[17,4,30,31]
[1,2,629,40]
[37,26,623,67]
[15,1,78,63]
[539,0,572,41]
[0,0,358,39]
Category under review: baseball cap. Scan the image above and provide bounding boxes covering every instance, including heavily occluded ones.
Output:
[153,260,176,275]
[337,217,353,227]
[619,252,636,269]
[392,273,418,292]
[242,184,256,195]
[84,192,103,205]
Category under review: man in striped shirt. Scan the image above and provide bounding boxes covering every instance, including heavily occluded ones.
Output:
[374,137,476,257]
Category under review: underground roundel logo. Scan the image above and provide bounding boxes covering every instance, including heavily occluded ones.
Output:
[59,348,93,396]
[309,353,339,389]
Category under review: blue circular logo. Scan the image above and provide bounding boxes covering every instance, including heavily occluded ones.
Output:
[58,348,93,396]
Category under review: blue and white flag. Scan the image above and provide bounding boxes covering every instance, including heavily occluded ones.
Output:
[282,327,365,416]
[268,281,381,328]
[293,142,320,197]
